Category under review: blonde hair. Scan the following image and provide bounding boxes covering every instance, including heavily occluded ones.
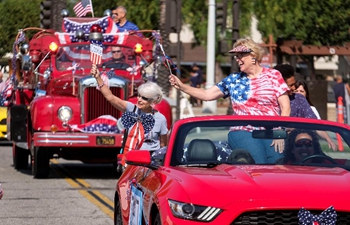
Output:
[138,82,163,104]
[233,38,266,63]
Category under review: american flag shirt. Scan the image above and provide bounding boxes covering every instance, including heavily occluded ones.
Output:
[216,68,289,131]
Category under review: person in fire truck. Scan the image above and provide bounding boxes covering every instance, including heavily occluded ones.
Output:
[111,6,119,24]
[114,6,140,32]
[91,64,168,151]
[102,46,129,69]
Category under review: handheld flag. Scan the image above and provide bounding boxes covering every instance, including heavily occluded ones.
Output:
[90,39,103,65]
[73,0,93,17]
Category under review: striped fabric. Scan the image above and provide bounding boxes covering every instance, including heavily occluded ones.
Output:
[73,0,92,17]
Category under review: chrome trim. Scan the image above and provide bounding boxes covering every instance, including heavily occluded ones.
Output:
[36,140,89,144]
[16,142,29,150]
[37,134,89,138]
[79,75,128,123]
[197,207,221,221]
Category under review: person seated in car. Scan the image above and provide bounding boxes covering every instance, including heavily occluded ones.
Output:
[284,129,325,164]
[228,148,255,164]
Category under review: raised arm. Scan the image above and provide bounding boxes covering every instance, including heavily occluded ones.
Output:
[91,64,128,112]
[169,74,224,101]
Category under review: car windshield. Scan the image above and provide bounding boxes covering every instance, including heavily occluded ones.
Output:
[56,44,136,71]
[167,118,350,170]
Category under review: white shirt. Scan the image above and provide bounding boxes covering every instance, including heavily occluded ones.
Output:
[311,106,321,119]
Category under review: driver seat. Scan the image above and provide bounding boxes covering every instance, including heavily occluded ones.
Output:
[187,139,217,161]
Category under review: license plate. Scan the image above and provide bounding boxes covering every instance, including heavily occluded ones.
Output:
[96,136,115,145]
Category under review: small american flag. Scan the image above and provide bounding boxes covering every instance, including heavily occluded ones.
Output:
[73,0,93,17]
[90,40,103,65]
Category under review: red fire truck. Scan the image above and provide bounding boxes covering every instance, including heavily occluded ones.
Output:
[7,16,172,178]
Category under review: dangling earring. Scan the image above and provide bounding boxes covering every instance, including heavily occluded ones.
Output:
[252,58,256,64]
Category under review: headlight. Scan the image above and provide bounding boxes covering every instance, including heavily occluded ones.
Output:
[168,199,222,222]
[57,106,72,122]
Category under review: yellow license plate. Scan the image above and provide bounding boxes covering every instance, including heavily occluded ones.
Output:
[96,136,115,145]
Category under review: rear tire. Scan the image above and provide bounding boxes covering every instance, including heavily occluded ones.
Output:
[13,144,29,170]
[32,147,50,178]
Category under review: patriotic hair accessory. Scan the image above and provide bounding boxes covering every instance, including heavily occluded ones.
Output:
[298,206,337,225]
[229,45,253,53]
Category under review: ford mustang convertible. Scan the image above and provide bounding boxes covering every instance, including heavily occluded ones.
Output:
[114,116,350,225]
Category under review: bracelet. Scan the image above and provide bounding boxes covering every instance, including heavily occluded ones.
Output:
[98,83,105,89]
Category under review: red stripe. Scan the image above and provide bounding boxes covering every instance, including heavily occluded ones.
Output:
[121,122,145,166]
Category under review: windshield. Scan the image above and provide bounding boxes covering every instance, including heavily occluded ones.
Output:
[166,119,350,170]
[56,44,136,71]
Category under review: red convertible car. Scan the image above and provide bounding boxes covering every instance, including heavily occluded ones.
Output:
[114,116,350,225]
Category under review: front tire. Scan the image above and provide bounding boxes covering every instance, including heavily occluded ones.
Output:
[153,213,161,225]
[114,199,122,225]
[13,144,29,170]
[32,147,50,178]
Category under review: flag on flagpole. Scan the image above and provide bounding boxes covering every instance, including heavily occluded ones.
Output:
[73,0,93,17]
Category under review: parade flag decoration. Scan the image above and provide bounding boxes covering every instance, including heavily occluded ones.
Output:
[126,64,140,96]
[298,206,337,225]
[90,39,103,65]
[70,115,120,133]
[119,111,155,166]
[73,0,93,17]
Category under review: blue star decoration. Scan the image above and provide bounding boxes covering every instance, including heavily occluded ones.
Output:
[63,17,114,43]
[121,111,155,134]
[106,70,115,78]
[298,206,337,225]
[226,73,250,103]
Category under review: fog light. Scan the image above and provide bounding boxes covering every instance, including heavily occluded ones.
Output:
[51,125,58,133]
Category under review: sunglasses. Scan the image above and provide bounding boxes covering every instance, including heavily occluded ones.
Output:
[138,94,152,102]
[294,139,313,148]
[112,13,118,16]
[233,52,250,60]
[112,50,121,53]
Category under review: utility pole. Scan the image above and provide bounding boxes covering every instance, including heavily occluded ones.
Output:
[202,0,217,114]
[176,0,182,121]
[227,0,239,115]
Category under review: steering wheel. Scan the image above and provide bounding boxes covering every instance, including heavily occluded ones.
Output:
[297,154,338,165]
[101,61,131,70]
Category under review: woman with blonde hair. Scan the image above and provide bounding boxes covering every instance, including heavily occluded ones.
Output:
[169,38,290,164]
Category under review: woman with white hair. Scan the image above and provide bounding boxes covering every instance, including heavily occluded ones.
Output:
[91,64,168,150]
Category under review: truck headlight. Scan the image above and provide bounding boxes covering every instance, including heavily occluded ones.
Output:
[58,106,72,122]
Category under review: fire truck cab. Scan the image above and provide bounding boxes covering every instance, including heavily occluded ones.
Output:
[7,16,172,178]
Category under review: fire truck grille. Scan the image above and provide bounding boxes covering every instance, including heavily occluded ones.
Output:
[84,87,124,122]
[230,210,350,225]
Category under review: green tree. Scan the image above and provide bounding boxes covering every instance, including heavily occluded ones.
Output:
[253,0,350,78]
[0,0,42,57]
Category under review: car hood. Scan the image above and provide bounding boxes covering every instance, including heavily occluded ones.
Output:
[167,164,350,209]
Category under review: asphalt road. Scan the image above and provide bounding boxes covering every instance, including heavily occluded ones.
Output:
[0,143,118,225]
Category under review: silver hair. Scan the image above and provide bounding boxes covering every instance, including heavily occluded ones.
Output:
[117,6,127,15]
[138,82,163,104]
